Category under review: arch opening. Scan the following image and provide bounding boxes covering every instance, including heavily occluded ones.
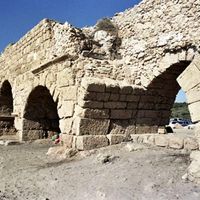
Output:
[171,99,191,121]
[23,86,60,140]
[0,80,13,115]
[0,80,15,136]
[138,61,192,130]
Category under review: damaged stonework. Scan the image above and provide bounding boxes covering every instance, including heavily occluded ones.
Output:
[0,0,200,156]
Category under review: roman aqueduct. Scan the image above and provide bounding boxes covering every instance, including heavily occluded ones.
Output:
[0,0,200,150]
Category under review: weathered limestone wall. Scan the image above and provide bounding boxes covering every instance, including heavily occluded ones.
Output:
[112,0,200,86]
[0,0,200,150]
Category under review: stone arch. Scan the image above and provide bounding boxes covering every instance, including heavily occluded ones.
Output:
[137,49,199,132]
[137,60,191,129]
[0,80,15,135]
[0,80,13,115]
[22,85,60,140]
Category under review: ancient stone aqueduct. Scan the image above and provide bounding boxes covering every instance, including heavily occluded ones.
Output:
[0,0,200,150]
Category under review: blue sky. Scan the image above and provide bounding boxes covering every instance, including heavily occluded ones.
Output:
[0,0,140,51]
[0,0,186,102]
[175,90,186,103]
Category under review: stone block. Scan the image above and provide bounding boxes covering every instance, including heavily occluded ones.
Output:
[58,101,74,118]
[78,100,104,109]
[120,86,133,94]
[109,93,119,101]
[80,91,110,102]
[168,136,184,149]
[22,119,41,130]
[140,134,155,145]
[109,120,128,135]
[96,93,110,101]
[87,83,106,93]
[106,85,120,93]
[178,50,186,61]
[140,95,155,103]
[186,85,200,104]
[137,110,160,118]
[130,134,139,143]
[187,151,200,182]
[82,108,109,119]
[135,135,146,144]
[61,134,74,148]
[138,102,155,110]
[184,137,199,150]
[146,135,155,145]
[155,135,168,147]
[22,130,44,141]
[110,110,132,119]
[189,102,200,122]
[136,125,158,134]
[59,118,73,134]
[104,102,127,109]
[177,63,200,92]
[74,118,110,135]
[126,95,140,102]
[107,134,129,145]
[61,86,77,101]
[193,54,200,71]
[125,120,136,135]
[158,128,166,134]
[108,119,136,135]
[81,78,105,93]
[186,48,195,61]
[76,135,109,150]
[57,69,74,87]
[127,102,138,109]
[119,95,127,101]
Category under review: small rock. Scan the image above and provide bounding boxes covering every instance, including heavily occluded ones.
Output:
[158,128,166,134]
[182,173,188,180]
[79,149,97,158]
[63,148,77,159]
[125,143,145,152]
[96,190,106,198]
[4,141,23,146]
[46,146,65,156]
[96,153,118,164]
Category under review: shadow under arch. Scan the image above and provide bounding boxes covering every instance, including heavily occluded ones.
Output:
[22,85,60,140]
[136,60,191,130]
[0,80,15,135]
[0,80,13,115]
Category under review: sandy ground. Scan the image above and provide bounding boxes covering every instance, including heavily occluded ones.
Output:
[0,141,200,200]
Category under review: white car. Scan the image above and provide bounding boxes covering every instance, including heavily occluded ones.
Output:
[168,121,182,129]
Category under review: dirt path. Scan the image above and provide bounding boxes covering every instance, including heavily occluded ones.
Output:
[0,142,199,200]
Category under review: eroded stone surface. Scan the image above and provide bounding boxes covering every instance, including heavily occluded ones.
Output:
[0,0,200,152]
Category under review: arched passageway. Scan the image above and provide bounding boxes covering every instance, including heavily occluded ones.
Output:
[0,80,13,115]
[136,61,191,130]
[22,86,60,140]
[0,80,14,135]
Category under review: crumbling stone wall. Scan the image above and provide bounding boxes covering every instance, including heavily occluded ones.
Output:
[0,0,200,150]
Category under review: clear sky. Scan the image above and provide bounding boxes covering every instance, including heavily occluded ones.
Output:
[0,0,186,102]
[175,90,187,103]
[0,0,140,51]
